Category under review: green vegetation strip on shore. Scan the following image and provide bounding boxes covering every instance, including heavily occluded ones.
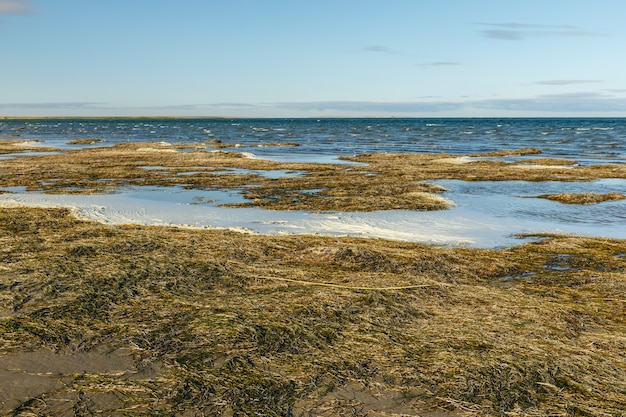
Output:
[1,207,625,416]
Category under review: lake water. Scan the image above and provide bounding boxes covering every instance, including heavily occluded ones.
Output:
[1,118,625,247]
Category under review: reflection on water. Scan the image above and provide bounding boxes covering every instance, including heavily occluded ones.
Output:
[1,178,625,248]
[119,186,247,205]
[0,151,62,160]
[434,179,626,225]
[212,168,303,178]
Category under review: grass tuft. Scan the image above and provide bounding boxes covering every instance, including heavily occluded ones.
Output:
[537,192,626,204]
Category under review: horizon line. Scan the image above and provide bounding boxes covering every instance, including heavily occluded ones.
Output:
[3,115,626,120]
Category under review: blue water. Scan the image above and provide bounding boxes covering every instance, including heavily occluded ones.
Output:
[2,118,626,164]
[2,118,626,246]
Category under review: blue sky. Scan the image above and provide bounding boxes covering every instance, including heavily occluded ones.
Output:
[1,0,626,117]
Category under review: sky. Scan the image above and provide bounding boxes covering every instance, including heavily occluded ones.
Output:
[1,0,626,117]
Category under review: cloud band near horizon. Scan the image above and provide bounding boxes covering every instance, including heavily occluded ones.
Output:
[478,22,598,40]
[0,0,31,14]
[2,92,626,116]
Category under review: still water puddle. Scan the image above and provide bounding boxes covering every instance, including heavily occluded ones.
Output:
[1,179,625,248]
[120,186,246,205]
[0,151,62,160]
[139,166,303,179]
[211,168,303,178]
[433,179,626,226]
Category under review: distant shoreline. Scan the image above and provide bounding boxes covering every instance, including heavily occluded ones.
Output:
[2,115,401,119]
[3,116,626,120]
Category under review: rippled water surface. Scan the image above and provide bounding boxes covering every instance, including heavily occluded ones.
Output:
[2,118,626,163]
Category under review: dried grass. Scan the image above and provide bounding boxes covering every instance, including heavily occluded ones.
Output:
[1,207,625,416]
[469,148,542,157]
[2,143,625,211]
[537,192,626,204]
[66,138,106,145]
[2,140,626,414]
[345,152,626,182]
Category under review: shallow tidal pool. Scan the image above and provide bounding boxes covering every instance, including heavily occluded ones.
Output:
[2,178,625,248]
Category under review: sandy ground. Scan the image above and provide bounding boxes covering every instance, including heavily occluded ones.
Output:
[0,346,459,416]
[0,347,139,413]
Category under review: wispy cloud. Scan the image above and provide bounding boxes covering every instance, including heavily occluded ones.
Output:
[481,23,577,30]
[211,102,261,109]
[131,103,259,111]
[417,61,462,67]
[0,0,32,14]
[470,91,626,112]
[536,80,603,86]
[4,93,626,117]
[0,102,102,109]
[277,101,463,113]
[534,91,613,100]
[362,45,402,55]
[481,30,526,41]
[471,93,626,113]
[478,22,598,41]
[273,92,626,114]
